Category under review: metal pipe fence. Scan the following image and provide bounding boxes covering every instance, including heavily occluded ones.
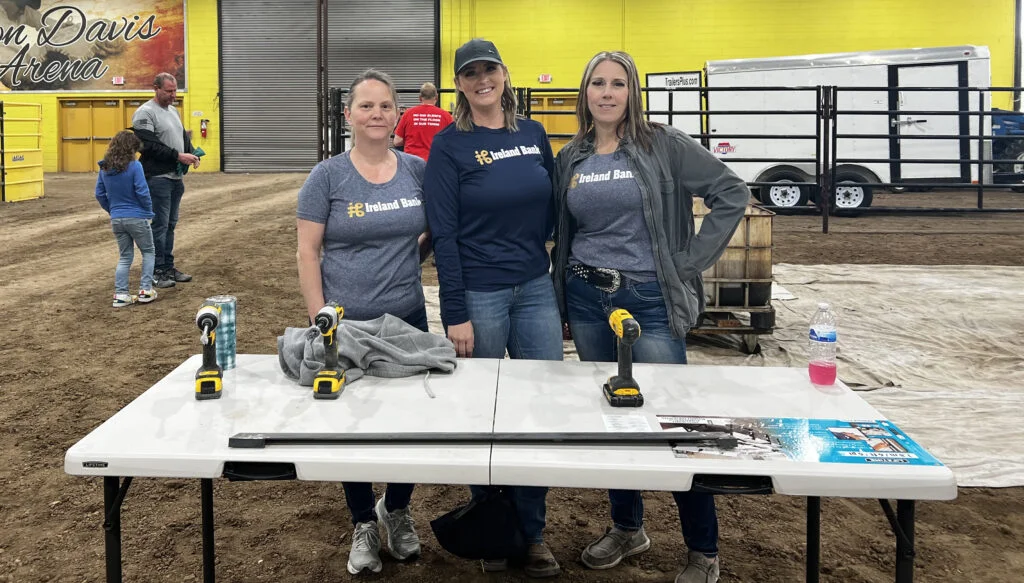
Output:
[325,84,1024,232]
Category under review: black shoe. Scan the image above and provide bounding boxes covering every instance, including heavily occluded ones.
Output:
[171,268,192,282]
[153,271,176,288]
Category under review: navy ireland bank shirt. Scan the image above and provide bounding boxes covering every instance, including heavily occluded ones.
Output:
[424,118,555,326]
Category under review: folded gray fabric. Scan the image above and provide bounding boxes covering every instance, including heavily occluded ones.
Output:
[277,313,457,386]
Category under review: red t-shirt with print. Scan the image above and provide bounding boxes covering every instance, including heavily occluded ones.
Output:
[395,104,453,161]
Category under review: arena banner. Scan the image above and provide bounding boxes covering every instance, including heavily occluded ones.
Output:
[1,0,185,91]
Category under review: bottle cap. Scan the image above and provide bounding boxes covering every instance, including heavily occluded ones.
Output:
[818,302,830,311]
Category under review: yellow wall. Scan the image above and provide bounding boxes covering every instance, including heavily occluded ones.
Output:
[441,0,1016,107]
[1,1,220,172]
[182,0,220,171]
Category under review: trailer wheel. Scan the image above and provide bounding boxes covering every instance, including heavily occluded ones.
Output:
[833,170,875,209]
[759,170,809,207]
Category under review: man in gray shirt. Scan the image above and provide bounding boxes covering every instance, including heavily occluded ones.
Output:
[132,72,200,288]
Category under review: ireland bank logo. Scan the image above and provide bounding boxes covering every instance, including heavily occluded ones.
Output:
[347,198,422,218]
[473,145,542,166]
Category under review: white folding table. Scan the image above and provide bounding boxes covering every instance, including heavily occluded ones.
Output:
[65,354,499,583]
[65,355,955,583]
[491,359,956,583]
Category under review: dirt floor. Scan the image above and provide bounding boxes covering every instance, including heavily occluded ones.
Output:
[1,173,1023,583]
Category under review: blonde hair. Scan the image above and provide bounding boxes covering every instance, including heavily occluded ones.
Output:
[571,51,656,152]
[419,82,438,100]
[453,64,519,133]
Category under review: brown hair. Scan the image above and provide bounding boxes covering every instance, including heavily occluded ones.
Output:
[571,51,656,152]
[103,131,142,174]
[345,69,399,109]
[153,72,176,88]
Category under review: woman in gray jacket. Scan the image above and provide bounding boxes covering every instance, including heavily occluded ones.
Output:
[550,51,750,583]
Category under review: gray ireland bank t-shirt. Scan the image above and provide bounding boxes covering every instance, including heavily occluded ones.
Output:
[567,152,657,282]
[297,150,427,321]
[132,99,185,180]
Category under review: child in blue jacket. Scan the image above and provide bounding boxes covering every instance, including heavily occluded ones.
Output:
[96,130,158,307]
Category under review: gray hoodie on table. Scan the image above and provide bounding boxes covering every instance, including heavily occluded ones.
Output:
[278,313,457,386]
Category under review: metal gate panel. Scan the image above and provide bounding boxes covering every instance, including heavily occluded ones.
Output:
[894,64,964,180]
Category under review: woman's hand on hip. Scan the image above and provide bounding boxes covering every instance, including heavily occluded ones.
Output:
[447,321,475,358]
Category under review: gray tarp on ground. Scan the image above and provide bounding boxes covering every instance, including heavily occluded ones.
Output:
[424,263,1024,488]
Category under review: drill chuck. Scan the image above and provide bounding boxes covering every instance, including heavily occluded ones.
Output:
[314,302,344,334]
[196,304,220,331]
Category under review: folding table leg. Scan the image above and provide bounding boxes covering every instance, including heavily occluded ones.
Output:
[103,476,133,583]
[202,478,216,582]
[895,500,915,583]
[806,496,820,583]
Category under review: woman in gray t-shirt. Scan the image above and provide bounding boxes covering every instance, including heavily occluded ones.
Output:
[296,70,430,576]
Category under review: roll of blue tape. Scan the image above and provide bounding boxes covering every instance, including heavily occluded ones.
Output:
[208,295,236,370]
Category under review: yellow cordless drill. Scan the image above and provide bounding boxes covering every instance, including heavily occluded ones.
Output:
[603,308,644,407]
[313,302,346,400]
[194,302,223,400]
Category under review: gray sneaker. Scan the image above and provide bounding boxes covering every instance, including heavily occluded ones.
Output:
[580,526,651,569]
[346,521,382,575]
[675,551,720,583]
[524,542,561,578]
[375,497,421,560]
[152,271,176,289]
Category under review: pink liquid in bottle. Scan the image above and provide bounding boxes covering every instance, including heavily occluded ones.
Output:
[808,361,837,385]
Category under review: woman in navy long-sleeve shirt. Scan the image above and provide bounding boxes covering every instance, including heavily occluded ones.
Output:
[423,38,563,578]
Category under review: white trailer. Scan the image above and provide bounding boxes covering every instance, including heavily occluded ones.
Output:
[704,46,992,208]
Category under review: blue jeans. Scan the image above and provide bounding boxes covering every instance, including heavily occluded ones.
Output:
[463,273,564,360]
[149,177,184,273]
[111,218,155,293]
[342,306,428,525]
[566,273,719,555]
[462,273,562,544]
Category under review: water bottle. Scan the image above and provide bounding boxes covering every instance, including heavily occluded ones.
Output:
[808,302,837,385]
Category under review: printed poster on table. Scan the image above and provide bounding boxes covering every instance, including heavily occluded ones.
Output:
[657,415,943,466]
[1,0,185,91]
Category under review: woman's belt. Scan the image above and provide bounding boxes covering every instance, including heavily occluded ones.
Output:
[568,263,622,293]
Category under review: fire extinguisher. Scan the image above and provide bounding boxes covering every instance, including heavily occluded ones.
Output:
[200,119,209,139]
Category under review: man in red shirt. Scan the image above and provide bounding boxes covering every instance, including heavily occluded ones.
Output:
[393,82,453,161]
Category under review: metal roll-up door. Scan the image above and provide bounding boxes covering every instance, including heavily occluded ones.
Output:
[220,0,319,172]
[327,1,438,109]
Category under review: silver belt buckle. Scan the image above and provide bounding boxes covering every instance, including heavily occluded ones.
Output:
[595,267,621,293]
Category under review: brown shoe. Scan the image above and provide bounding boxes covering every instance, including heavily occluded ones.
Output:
[524,542,561,578]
